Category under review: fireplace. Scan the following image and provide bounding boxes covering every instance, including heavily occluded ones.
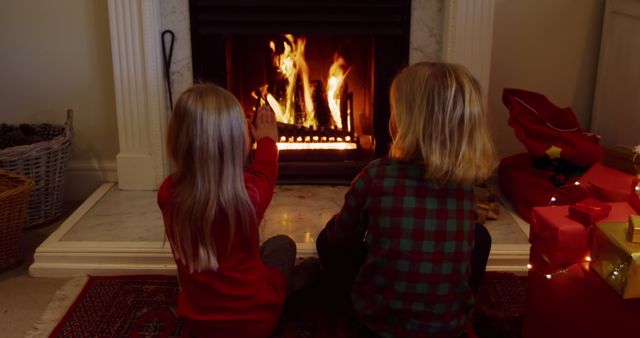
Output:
[189,0,410,182]
[105,0,495,190]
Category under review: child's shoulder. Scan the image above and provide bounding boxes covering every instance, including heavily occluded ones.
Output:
[361,157,421,177]
[359,157,388,175]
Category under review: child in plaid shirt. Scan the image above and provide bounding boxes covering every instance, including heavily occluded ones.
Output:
[317,62,496,337]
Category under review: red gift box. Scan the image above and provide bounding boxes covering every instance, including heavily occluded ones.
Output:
[530,202,636,269]
[530,205,591,268]
[579,162,637,202]
[523,248,640,338]
[568,198,612,226]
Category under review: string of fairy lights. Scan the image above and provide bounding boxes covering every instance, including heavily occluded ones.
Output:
[526,256,591,280]
[527,256,629,282]
[547,180,590,206]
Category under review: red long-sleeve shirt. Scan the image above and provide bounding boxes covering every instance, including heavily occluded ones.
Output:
[157,138,281,338]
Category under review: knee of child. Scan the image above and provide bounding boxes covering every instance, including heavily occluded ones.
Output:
[269,234,297,254]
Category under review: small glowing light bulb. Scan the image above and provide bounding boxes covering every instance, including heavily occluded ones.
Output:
[585,256,592,262]
[613,270,619,276]
[527,264,532,270]
[574,181,580,186]
[545,274,552,280]
[550,197,557,202]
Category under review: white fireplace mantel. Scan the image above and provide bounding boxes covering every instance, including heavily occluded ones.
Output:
[107,0,495,190]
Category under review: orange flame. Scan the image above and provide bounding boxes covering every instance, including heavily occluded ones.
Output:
[326,55,351,130]
[268,35,315,127]
[266,35,352,132]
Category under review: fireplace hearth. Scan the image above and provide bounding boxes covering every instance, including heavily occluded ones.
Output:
[190,0,411,182]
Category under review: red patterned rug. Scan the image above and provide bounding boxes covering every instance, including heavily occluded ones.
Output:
[49,272,526,338]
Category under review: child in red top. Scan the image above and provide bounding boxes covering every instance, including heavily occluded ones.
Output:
[158,84,294,338]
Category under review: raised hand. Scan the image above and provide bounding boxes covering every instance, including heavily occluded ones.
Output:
[251,105,278,142]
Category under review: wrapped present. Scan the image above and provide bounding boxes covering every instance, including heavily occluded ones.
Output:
[591,221,640,299]
[605,202,640,221]
[568,198,612,226]
[579,162,637,202]
[603,146,640,175]
[530,202,636,269]
[523,248,640,338]
[628,215,640,244]
[530,205,591,268]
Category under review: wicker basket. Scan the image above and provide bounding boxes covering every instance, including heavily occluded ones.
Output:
[0,110,73,228]
[0,169,34,271]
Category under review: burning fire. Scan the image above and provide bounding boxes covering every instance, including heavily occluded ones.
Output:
[267,35,315,128]
[326,54,351,130]
[264,35,351,132]
[276,142,357,150]
[257,34,357,151]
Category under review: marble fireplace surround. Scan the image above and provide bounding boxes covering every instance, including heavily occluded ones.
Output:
[31,0,529,277]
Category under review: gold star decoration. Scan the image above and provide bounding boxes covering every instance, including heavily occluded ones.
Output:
[545,145,562,159]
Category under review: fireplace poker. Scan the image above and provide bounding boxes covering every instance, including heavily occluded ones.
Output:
[161,30,175,110]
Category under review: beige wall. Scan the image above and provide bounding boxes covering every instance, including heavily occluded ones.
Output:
[487,0,605,157]
[0,0,118,200]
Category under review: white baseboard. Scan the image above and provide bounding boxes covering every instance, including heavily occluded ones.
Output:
[64,160,117,201]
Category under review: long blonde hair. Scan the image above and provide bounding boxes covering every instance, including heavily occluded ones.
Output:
[166,84,255,272]
[389,62,495,184]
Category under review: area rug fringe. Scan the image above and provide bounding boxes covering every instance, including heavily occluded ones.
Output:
[24,276,88,338]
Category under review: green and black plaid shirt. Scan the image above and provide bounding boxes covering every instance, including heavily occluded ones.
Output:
[326,158,476,337]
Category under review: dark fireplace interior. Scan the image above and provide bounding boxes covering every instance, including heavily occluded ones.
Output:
[190,0,410,183]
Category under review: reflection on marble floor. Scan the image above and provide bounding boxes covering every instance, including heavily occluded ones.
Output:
[60,184,528,246]
[260,185,349,244]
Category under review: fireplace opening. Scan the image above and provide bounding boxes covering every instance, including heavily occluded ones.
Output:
[227,34,374,159]
[190,0,410,183]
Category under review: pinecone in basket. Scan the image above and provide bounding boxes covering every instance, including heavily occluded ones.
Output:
[0,129,31,149]
[0,122,61,150]
[36,123,64,139]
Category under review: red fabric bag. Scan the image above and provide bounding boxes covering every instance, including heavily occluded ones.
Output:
[503,88,604,168]
[498,153,583,222]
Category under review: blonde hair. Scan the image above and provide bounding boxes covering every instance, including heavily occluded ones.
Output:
[166,84,255,272]
[389,62,495,184]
